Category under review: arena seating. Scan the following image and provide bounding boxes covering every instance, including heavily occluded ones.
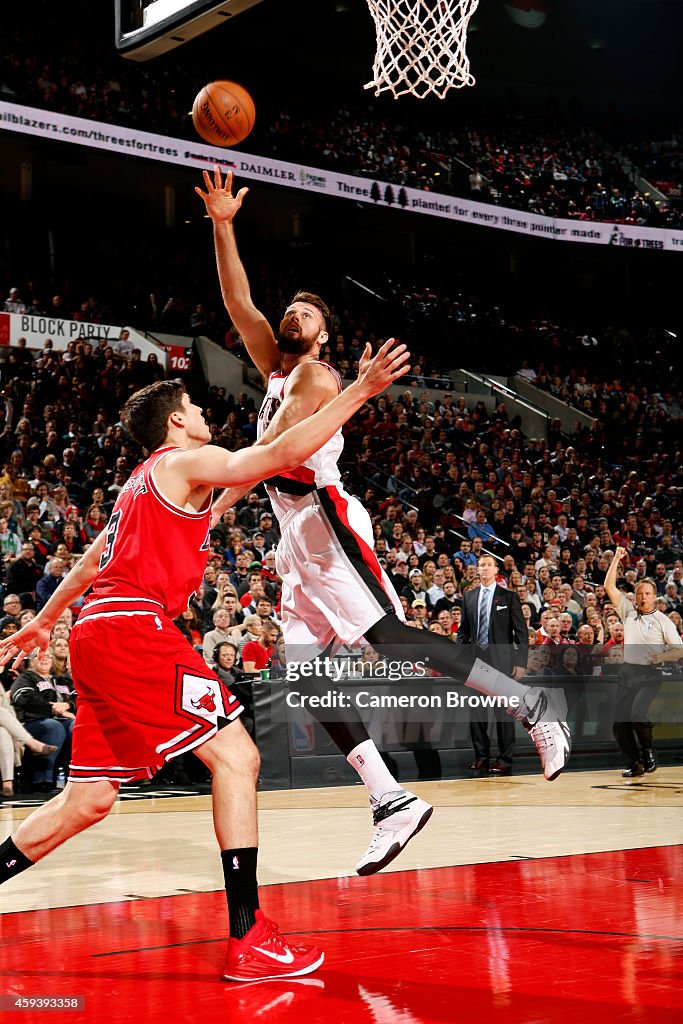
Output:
[2,16,680,228]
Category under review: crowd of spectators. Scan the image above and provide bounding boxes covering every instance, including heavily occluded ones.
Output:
[1,8,681,795]
[518,329,682,460]
[451,122,678,227]
[2,12,681,229]
[0,276,681,794]
[626,132,683,201]
[267,106,681,228]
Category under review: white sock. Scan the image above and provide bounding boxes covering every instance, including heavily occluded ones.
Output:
[347,739,401,798]
[465,658,529,706]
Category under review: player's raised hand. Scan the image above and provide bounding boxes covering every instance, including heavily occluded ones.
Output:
[614,545,629,563]
[0,618,51,671]
[356,339,411,397]
[195,166,249,223]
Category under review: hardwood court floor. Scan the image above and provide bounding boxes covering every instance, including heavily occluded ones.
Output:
[1,768,682,1023]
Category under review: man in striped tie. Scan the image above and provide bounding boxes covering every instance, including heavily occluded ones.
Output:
[456,554,529,775]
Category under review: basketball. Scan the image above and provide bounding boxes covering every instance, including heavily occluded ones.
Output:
[191,80,256,147]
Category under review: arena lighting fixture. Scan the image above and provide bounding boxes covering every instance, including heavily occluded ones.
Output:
[143,0,193,28]
[503,0,547,30]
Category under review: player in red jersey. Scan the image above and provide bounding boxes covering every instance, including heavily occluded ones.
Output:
[0,341,409,983]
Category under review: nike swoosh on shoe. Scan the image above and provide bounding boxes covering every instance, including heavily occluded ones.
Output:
[253,947,295,964]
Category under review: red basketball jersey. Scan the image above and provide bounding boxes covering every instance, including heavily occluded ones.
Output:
[88,445,211,618]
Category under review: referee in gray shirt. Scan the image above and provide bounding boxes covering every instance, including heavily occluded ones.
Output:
[605,546,682,777]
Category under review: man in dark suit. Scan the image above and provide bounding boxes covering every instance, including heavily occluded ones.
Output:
[456,553,528,775]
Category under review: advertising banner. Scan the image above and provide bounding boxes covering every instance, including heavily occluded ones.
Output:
[0,311,167,365]
[2,101,682,252]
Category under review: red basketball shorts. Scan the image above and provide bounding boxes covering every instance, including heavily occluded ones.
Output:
[68,598,243,783]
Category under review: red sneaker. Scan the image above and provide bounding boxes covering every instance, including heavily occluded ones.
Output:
[220,910,324,982]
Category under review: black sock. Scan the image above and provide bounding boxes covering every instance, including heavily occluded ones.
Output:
[291,641,371,756]
[297,672,370,756]
[0,837,34,884]
[221,847,260,940]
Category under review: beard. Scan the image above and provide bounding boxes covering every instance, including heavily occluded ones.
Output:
[276,328,317,355]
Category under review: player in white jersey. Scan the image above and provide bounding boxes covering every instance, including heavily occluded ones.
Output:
[197,168,572,874]
[257,362,407,650]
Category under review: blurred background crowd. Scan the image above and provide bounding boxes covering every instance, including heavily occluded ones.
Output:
[0,1,681,794]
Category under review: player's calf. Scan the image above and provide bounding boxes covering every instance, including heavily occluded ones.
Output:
[1,780,119,882]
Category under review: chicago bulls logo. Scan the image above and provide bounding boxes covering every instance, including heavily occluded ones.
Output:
[190,687,216,713]
[178,669,227,726]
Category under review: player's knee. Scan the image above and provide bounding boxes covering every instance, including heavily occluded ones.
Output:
[227,728,260,781]
[244,738,260,782]
[63,782,117,827]
[201,721,260,781]
[81,789,117,825]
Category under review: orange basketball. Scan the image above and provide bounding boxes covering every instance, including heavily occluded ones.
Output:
[191,80,256,147]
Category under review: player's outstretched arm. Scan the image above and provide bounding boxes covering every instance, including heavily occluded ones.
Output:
[0,530,108,669]
[605,545,628,610]
[195,166,279,378]
[211,485,252,527]
[184,339,410,490]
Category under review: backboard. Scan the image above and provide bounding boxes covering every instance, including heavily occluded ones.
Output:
[115,0,264,60]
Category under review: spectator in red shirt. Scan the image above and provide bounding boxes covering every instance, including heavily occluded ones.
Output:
[601,619,624,653]
[241,620,279,674]
[82,504,106,543]
[541,616,568,648]
[541,615,569,666]
[238,570,266,607]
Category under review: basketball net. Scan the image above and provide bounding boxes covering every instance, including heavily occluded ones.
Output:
[364,0,479,100]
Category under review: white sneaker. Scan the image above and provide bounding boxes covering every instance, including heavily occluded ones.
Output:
[355,790,433,876]
[515,687,571,781]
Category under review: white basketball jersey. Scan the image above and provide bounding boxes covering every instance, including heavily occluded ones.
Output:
[257,361,344,521]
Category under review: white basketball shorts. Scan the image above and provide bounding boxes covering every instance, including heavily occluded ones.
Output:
[275,484,404,655]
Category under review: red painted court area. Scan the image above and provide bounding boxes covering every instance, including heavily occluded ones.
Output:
[1,846,682,1024]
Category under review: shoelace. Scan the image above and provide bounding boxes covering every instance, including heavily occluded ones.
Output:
[266,921,290,950]
[372,793,416,825]
[263,917,283,942]
[261,917,308,955]
[366,824,390,852]
[529,722,552,752]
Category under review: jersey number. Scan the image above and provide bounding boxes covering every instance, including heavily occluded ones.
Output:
[99,510,122,570]
[258,395,281,432]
